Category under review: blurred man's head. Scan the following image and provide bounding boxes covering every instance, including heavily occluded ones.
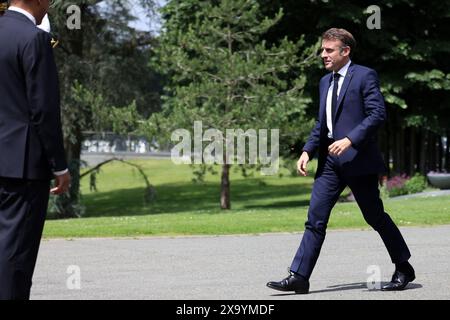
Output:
[10,0,50,25]
[320,28,356,72]
[0,0,8,15]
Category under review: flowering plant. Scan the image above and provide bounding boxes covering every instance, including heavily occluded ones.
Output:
[381,173,427,198]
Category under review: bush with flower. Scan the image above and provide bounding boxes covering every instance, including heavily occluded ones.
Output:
[380,173,427,198]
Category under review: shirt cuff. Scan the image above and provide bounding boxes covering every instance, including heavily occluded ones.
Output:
[53,169,69,176]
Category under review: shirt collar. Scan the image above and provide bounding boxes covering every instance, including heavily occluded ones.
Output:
[8,6,37,25]
[333,59,352,79]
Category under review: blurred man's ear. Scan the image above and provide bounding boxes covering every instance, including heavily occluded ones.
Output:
[340,46,350,57]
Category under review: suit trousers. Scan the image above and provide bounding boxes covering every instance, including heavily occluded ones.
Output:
[290,152,411,280]
[0,178,50,300]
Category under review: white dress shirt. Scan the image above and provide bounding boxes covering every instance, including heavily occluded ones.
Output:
[8,7,68,176]
[326,59,352,138]
[38,14,51,32]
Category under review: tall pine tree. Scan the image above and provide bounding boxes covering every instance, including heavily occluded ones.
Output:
[151,0,318,209]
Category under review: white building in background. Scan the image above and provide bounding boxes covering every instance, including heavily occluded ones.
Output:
[82,132,163,154]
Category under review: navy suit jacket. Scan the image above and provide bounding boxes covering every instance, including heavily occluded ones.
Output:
[0,11,67,180]
[303,63,387,177]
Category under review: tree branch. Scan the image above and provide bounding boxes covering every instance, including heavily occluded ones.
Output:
[80,157,156,203]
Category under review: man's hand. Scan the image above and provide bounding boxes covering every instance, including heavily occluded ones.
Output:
[297,151,310,176]
[328,137,352,156]
[50,171,71,195]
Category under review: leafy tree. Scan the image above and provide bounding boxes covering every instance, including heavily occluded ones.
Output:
[47,0,161,217]
[149,0,318,209]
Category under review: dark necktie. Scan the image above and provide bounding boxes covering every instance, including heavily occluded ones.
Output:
[331,73,341,127]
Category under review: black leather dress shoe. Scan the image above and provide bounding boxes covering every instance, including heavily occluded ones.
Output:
[381,270,415,291]
[267,271,310,294]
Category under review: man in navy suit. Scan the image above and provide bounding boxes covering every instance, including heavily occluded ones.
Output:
[0,0,70,299]
[267,28,415,294]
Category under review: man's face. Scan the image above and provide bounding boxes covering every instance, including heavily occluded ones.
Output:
[320,39,350,72]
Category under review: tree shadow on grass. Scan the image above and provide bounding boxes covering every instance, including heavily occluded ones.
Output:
[79,178,313,217]
[243,200,310,209]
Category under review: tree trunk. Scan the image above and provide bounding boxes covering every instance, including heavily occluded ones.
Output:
[393,126,403,174]
[445,130,450,172]
[53,5,86,218]
[220,163,231,210]
[55,129,83,218]
[391,126,397,174]
[429,132,436,173]
[419,128,427,175]
[438,134,443,172]
[410,127,417,175]
[404,127,411,175]
[399,127,405,174]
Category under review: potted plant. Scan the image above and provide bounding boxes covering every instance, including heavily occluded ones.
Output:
[427,171,450,189]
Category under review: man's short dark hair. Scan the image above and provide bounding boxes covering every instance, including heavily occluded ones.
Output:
[322,28,356,57]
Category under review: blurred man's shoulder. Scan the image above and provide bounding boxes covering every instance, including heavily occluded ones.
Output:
[352,63,377,75]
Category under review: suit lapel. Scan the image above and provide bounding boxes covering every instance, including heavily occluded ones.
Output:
[319,74,331,122]
[334,63,355,123]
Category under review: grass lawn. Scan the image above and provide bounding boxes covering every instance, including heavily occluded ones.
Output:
[43,158,450,238]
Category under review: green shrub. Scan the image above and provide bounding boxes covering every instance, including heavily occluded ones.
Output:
[404,173,427,194]
[381,173,427,198]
